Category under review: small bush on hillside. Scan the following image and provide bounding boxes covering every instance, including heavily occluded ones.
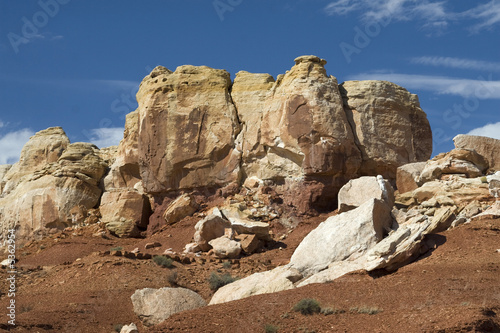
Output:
[222,261,232,269]
[208,272,237,291]
[264,324,279,333]
[110,246,123,252]
[293,298,321,315]
[153,255,174,268]
[113,324,123,332]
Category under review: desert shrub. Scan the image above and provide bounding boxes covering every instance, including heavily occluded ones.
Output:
[167,270,178,285]
[110,246,123,251]
[293,298,321,315]
[222,261,232,269]
[208,272,237,291]
[153,255,174,268]
[264,324,279,333]
[113,324,124,332]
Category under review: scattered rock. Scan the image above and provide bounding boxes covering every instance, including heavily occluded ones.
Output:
[120,323,138,333]
[220,206,271,241]
[208,236,242,259]
[396,162,426,194]
[235,234,262,254]
[184,243,201,254]
[163,193,198,225]
[145,242,161,249]
[453,134,500,171]
[131,287,206,327]
[193,211,231,251]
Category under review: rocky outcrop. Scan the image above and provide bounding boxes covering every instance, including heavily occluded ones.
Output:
[340,80,432,180]
[396,162,426,194]
[453,134,500,172]
[131,287,206,327]
[0,165,12,193]
[0,129,108,246]
[137,65,241,193]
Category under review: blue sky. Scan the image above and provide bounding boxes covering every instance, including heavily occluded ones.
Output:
[0,0,499,164]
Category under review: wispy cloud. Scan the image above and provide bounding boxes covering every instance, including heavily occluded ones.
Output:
[0,128,35,164]
[346,72,500,99]
[467,121,500,140]
[462,0,500,33]
[411,56,500,72]
[86,127,123,148]
[324,0,500,32]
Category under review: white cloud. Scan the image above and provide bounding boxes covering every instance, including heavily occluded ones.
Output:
[462,0,500,33]
[86,128,123,149]
[324,0,500,32]
[467,122,500,140]
[0,121,4,129]
[346,72,500,98]
[411,56,500,72]
[0,128,35,164]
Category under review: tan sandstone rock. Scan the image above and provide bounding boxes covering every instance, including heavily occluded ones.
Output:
[340,80,432,180]
[208,236,242,259]
[193,211,231,251]
[131,287,206,327]
[396,162,426,194]
[137,65,241,193]
[454,134,500,172]
[337,176,395,212]
[0,164,12,193]
[163,193,198,225]
[100,191,150,237]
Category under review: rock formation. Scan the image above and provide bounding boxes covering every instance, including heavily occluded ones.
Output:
[453,134,500,172]
[0,128,108,246]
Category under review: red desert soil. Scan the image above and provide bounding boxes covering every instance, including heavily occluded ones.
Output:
[1,214,499,333]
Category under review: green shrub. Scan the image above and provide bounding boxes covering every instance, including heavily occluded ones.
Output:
[208,272,237,291]
[293,298,321,315]
[110,246,123,251]
[153,255,174,268]
[113,324,123,332]
[264,324,279,333]
[222,261,232,269]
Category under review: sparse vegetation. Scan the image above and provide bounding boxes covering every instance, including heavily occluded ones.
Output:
[167,270,178,285]
[110,246,123,252]
[153,255,174,268]
[208,272,238,291]
[350,306,382,315]
[264,324,279,333]
[293,298,321,315]
[222,261,232,269]
[113,324,124,332]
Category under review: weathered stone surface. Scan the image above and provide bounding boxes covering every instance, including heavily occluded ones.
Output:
[137,65,241,193]
[340,80,432,180]
[131,287,206,327]
[454,134,500,171]
[231,71,275,179]
[290,198,393,277]
[396,162,426,194]
[0,130,108,246]
[337,176,395,212]
[101,190,150,237]
[220,206,271,241]
[429,206,458,233]
[208,236,242,259]
[193,211,231,251]
[2,127,70,194]
[0,164,12,193]
[260,55,361,186]
[209,266,301,305]
[120,323,138,333]
[235,233,262,254]
[163,193,198,225]
[419,148,489,183]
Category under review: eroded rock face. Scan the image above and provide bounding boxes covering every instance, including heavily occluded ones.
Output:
[340,80,432,179]
[0,130,108,246]
[337,176,395,213]
[454,134,500,172]
[137,65,241,193]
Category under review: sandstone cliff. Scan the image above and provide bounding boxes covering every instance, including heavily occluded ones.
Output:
[0,55,433,244]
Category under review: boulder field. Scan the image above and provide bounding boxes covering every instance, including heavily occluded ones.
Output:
[0,55,435,246]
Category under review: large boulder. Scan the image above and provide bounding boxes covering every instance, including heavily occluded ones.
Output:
[337,176,395,212]
[209,266,301,305]
[289,198,393,277]
[419,148,489,183]
[340,80,432,180]
[0,130,108,246]
[220,206,271,241]
[454,134,500,172]
[137,65,241,193]
[208,236,242,259]
[163,193,198,225]
[131,287,206,327]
